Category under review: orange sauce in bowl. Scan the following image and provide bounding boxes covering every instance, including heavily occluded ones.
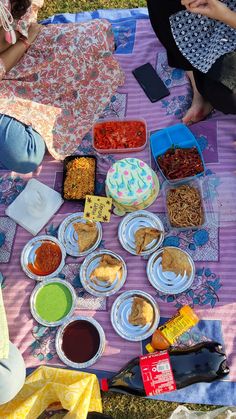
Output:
[28,241,62,276]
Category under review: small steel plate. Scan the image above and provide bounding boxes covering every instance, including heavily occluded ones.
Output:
[118,210,164,255]
[20,235,66,281]
[58,212,102,257]
[147,246,195,294]
[80,249,127,297]
[55,315,106,369]
[30,278,77,327]
[111,290,160,341]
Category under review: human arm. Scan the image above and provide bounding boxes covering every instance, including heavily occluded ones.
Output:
[0,23,41,79]
[0,28,22,53]
[181,0,236,29]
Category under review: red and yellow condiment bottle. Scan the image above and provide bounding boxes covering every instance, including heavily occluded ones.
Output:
[146,305,199,352]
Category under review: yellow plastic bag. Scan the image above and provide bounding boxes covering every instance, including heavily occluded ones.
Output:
[0,366,102,419]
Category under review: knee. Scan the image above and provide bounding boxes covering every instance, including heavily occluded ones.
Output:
[0,115,45,174]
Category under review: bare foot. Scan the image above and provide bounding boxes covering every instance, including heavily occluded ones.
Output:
[182,71,213,125]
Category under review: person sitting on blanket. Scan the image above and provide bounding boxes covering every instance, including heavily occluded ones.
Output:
[0,0,124,173]
[147,0,236,124]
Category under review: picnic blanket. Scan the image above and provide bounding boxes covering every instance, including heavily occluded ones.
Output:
[1,8,236,407]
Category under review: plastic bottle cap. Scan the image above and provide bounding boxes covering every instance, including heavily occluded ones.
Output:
[101,378,109,391]
[145,343,155,353]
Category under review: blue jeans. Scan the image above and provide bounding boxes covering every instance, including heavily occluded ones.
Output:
[0,114,45,174]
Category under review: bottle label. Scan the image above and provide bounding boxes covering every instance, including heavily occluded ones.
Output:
[140,351,176,396]
[160,312,196,345]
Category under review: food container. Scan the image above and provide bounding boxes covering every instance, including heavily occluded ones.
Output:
[106,158,160,216]
[62,155,97,202]
[150,123,206,184]
[30,278,77,327]
[56,316,106,368]
[21,235,66,281]
[118,210,164,256]
[163,177,217,231]
[110,290,160,341]
[80,249,127,297]
[92,118,147,154]
[58,212,102,257]
[147,247,195,295]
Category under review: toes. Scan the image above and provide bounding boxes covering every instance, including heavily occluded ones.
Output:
[182,113,195,125]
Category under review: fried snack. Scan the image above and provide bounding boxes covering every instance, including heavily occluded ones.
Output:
[135,227,161,254]
[90,254,122,284]
[73,222,98,252]
[129,297,154,326]
[63,157,95,199]
[162,248,192,277]
[166,184,204,228]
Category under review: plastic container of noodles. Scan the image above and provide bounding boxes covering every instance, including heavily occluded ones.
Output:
[162,177,217,231]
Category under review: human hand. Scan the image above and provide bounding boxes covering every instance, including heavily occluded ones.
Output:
[181,0,230,21]
[27,22,42,45]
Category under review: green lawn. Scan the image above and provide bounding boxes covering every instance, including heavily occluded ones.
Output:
[39,0,146,19]
[39,1,221,417]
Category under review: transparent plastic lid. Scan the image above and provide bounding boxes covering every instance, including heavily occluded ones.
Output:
[202,172,236,228]
[162,176,218,232]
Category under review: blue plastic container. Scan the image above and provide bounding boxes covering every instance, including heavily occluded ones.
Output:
[150,123,206,184]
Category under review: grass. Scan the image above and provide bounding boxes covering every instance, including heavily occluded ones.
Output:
[39,0,146,19]
[39,1,221,417]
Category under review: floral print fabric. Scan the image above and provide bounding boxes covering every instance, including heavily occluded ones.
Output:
[0,1,124,159]
[15,0,44,37]
[0,59,6,79]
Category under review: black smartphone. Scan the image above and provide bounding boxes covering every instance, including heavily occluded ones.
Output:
[132,63,170,103]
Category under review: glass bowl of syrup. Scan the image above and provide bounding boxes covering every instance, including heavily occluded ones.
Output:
[55,316,106,368]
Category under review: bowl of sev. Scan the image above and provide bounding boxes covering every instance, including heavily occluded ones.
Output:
[62,155,97,201]
[163,179,205,230]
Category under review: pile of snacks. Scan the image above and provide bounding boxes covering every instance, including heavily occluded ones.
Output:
[90,254,123,285]
[162,247,192,277]
[157,146,204,180]
[63,157,96,200]
[166,184,204,228]
[134,227,161,254]
[73,221,98,252]
[129,297,154,326]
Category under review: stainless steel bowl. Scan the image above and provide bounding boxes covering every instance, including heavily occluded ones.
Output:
[55,316,106,368]
[30,278,77,327]
[80,249,127,297]
[21,235,66,281]
[58,212,102,257]
[111,290,160,341]
[118,210,164,256]
[147,246,195,294]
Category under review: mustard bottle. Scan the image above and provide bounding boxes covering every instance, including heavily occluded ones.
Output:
[146,305,199,352]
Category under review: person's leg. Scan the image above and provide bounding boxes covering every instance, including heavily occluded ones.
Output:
[147,0,193,70]
[194,70,236,115]
[182,71,213,124]
[147,0,212,123]
[0,114,45,174]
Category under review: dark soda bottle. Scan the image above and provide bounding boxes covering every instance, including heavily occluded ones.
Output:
[101,342,229,397]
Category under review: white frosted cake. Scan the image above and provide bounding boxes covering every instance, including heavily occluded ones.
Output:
[106,158,159,213]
